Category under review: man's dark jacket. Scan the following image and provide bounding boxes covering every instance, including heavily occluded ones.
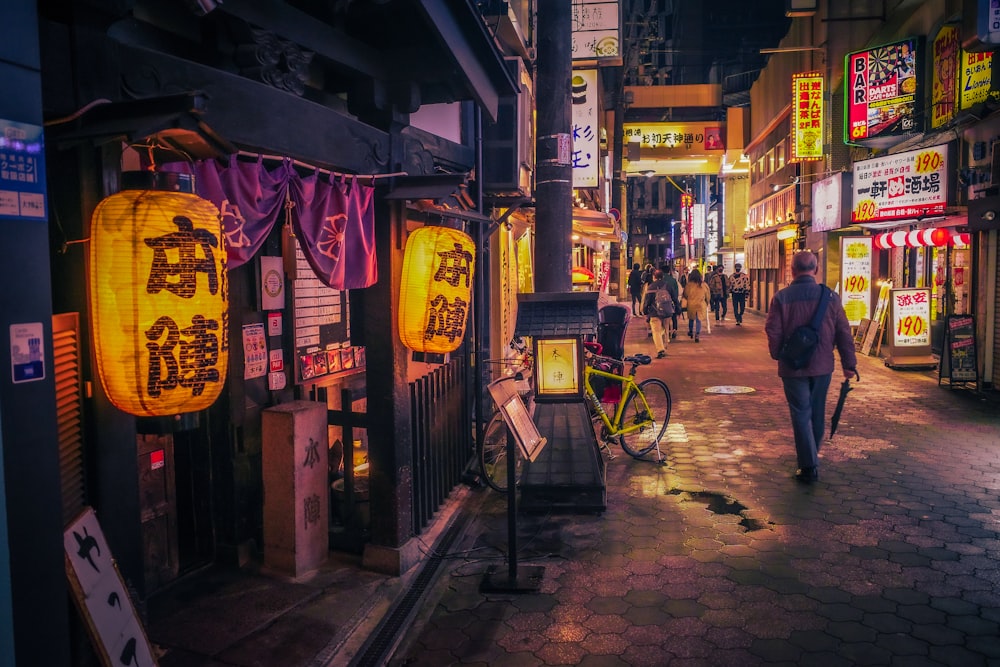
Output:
[764,275,858,378]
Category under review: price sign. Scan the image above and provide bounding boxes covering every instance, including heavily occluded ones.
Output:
[839,237,873,326]
[913,149,943,173]
[891,288,931,347]
[843,274,869,294]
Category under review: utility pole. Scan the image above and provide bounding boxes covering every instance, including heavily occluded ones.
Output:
[534,0,573,292]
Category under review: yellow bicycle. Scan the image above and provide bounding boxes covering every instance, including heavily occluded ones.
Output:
[583,351,671,463]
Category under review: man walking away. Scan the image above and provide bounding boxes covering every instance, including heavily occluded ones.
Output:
[729,263,750,325]
[642,269,677,358]
[709,265,728,322]
[627,263,644,316]
[764,251,857,483]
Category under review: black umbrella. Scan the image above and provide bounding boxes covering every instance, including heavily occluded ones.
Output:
[830,370,860,438]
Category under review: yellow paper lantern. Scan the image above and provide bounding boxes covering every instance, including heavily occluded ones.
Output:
[90,189,229,417]
[398,226,475,354]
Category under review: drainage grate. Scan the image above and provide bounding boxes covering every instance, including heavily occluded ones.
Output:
[347,509,470,667]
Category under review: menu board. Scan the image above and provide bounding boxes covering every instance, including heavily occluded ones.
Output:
[940,315,978,384]
[290,236,361,383]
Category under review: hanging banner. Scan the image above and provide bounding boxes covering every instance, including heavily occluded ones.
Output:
[931,25,959,128]
[571,69,599,189]
[852,144,948,223]
[840,237,873,326]
[791,72,824,162]
[845,37,922,147]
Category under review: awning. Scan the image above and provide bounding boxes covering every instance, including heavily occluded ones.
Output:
[572,208,621,241]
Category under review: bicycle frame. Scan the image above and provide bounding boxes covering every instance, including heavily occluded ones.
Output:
[583,364,653,438]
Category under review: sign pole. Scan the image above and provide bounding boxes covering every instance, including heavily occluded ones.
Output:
[480,426,545,593]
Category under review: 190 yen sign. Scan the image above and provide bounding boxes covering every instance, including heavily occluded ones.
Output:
[892,288,931,347]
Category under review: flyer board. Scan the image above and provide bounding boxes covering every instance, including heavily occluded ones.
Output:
[939,314,978,385]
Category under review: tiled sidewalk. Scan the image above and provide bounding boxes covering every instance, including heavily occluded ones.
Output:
[391,307,1000,666]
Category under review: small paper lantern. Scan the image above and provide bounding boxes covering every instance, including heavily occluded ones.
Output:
[90,189,229,416]
[398,226,475,354]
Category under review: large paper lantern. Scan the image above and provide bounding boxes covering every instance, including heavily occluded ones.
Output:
[398,226,475,354]
[90,188,229,416]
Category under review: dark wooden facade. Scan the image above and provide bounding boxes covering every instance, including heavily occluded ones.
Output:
[1,0,515,662]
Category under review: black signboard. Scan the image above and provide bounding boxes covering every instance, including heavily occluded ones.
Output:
[939,314,978,386]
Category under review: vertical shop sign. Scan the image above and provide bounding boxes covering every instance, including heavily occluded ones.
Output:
[690,204,706,240]
[571,69,599,188]
[840,237,873,325]
[931,25,959,128]
[0,118,47,221]
[791,72,824,162]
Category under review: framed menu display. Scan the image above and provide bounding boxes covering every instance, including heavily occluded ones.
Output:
[939,314,978,387]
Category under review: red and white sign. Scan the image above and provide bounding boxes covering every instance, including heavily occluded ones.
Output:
[891,287,931,347]
[852,144,947,223]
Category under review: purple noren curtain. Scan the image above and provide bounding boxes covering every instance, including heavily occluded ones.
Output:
[185,156,377,288]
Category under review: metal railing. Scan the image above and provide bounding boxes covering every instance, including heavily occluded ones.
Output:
[409,355,470,533]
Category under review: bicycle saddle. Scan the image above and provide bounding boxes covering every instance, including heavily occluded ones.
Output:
[625,354,652,365]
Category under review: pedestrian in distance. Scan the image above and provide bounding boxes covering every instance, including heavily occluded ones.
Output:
[709,265,728,322]
[659,262,681,339]
[627,263,644,316]
[729,263,750,325]
[640,263,656,337]
[642,269,678,358]
[682,268,710,342]
[764,251,858,484]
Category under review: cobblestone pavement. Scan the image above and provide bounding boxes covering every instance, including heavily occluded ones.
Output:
[390,309,1000,666]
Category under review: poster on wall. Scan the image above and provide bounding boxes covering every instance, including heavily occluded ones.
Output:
[851,144,948,223]
[845,37,922,147]
[243,323,267,379]
[0,118,47,221]
[839,237,873,326]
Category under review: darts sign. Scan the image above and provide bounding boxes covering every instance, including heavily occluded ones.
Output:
[845,37,923,147]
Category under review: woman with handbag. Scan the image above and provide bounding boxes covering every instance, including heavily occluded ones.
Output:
[682,268,711,342]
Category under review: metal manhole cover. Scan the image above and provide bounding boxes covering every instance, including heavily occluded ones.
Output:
[704,385,756,394]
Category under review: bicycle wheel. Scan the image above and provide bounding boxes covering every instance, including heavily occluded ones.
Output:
[478,412,524,492]
[618,378,671,458]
